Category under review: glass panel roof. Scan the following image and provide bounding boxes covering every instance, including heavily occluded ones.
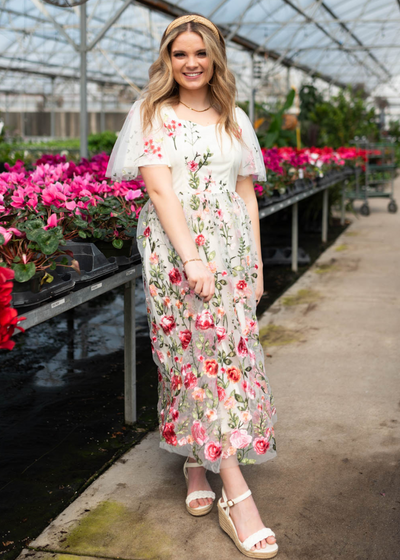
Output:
[0,0,399,115]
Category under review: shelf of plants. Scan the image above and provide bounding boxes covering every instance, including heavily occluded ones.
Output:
[0,146,364,422]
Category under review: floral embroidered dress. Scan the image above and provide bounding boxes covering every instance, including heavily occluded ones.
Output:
[106,98,277,473]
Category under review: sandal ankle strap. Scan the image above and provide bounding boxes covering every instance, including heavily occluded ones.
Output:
[220,486,252,509]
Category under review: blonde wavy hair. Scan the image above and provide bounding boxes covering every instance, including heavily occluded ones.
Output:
[138,15,245,151]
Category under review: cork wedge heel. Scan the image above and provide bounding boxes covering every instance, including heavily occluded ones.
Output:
[217,487,278,558]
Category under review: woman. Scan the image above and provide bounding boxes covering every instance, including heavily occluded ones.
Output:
[106,13,278,558]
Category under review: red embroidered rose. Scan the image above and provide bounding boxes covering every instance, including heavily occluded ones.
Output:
[195,310,215,330]
[253,437,270,455]
[170,408,179,421]
[168,267,182,285]
[187,160,199,172]
[143,226,151,237]
[195,234,205,246]
[204,441,222,462]
[215,326,227,343]
[160,315,176,334]
[226,366,241,383]
[179,329,192,350]
[184,370,198,389]
[204,359,218,377]
[236,280,247,291]
[162,422,177,446]
[191,421,209,445]
[171,374,182,392]
[217,386,226,401]
[237,336,248,357]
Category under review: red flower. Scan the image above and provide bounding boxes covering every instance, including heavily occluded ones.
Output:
[143,226,151,237]
[160,315,176,334]
[195,234,205,246]
[217,386,226,401]
[170,408,179,421]
[236,280,247,291]
[168,267,182,285]
[253,437,270,455]
[216,326,227,343]
[204,359,218,377]
[226,366,241,383]
[184,369,197,389]
[171,374,182,392]
[237,336,248,357]
[0,268,25,351]
[204,441,222,462]
[195,310,215,330]
[179,329,192,350]
[162,422,177,446]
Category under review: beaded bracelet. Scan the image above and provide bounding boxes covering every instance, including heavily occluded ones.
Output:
[182,258,202,266]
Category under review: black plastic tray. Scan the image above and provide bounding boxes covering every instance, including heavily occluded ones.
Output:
[56,241,118,283]
[12,272,75,308]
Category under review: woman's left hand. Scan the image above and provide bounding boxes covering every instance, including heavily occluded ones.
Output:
[255,265,264,306]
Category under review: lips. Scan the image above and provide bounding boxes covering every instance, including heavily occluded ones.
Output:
[183,72,203,77]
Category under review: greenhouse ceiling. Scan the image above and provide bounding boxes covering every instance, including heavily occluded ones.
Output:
[1,0,400,97]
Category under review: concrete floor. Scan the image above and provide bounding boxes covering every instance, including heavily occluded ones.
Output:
[20,184,400,560]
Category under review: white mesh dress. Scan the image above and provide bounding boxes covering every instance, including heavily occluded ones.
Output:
[106,98,277,473]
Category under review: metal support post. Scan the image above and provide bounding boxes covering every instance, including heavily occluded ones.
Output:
[341,182,346,226]
[292,202,298,272]
[124,279,136,425]
[249,53,255,125]
[322,188,328,243]
[50,77,56,138]
[100,83,105,133]
[80,3,88,158]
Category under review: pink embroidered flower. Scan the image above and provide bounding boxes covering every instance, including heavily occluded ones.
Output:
[191,421,209,445]
[187,160,199,172]
[226,366,241,384]
[237,336,248,357]
[253,437,270,455]
[143,226,151,237]
[149,284,157,297]
[205,441,222,462]
[205,409,217,422]
[216,326,227,343]
[160,315,176,334]
[230,429,252,449]
[170,374,182,392]
[184,370,197,390]
[217,386,226,401]
[179,329,192,350]
[195,310,215,330]
[224,396,235,409]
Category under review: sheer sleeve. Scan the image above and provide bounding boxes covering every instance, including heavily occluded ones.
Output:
[105,98,171,181]
[235,106,266,182]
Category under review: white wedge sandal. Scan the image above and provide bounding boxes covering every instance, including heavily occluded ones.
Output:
[218,487,279,558]
[183,457,216,516]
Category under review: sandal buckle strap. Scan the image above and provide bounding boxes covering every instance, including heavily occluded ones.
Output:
[220,488,252,509]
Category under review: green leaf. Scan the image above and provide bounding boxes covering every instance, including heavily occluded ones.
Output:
[0,234,5,246]
[208,251,216,261]
[34,230,60,255]
[112,239,124,249]
[78,231,87,239]
[233,265,244,271]
[234,393,245,403]
[12,262,36,283]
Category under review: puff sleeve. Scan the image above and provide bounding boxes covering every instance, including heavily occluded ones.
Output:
[235,106,266,182]
[105,98,171,181]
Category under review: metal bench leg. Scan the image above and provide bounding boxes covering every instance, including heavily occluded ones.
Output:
[322,188,328,243]
[124,279,136,425]
[292,201,298,272]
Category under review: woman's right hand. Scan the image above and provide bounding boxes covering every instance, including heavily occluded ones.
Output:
[184,260,215,303]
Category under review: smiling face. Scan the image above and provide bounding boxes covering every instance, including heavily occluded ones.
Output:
[170,31,214,92]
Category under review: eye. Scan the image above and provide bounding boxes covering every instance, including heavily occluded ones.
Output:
[174,53,184,57]
[198,51,207,56]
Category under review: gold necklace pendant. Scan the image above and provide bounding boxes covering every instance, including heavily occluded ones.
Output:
[179,99,211,112]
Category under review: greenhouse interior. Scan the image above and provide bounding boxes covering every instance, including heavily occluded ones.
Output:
[0,1,399,559]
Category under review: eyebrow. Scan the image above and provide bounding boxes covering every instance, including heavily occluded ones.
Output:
[171,48,206,54]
